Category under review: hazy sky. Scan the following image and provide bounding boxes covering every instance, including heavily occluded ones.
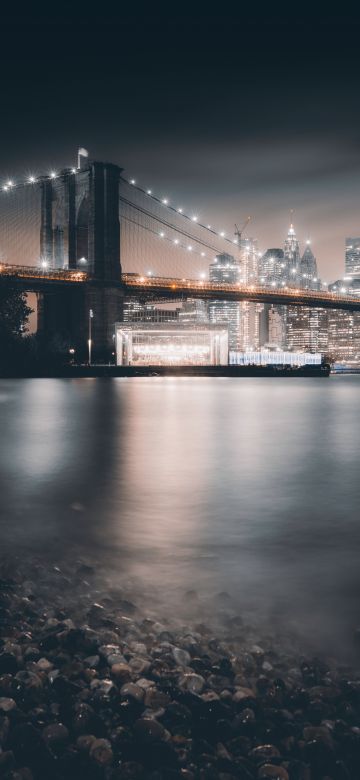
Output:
[2,11,360,280]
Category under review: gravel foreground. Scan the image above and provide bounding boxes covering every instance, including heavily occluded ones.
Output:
[0,557,360,780]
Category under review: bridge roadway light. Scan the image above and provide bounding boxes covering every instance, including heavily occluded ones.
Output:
[50,172,56,179]
[28,176,36,183]
[41,260,49,269]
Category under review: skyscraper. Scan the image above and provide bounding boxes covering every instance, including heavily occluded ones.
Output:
[208,252,241,350]
[259,248,285,287]
[299,242,319,289]
[284,220,301,285]
[345,238,360,279]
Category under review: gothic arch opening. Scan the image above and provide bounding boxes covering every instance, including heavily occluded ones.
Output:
[76,195,89,264]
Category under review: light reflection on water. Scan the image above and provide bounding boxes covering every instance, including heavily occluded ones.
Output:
[1,376,360,655]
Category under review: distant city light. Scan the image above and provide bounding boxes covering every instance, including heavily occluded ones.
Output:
[50,172,56,179]
[174,239,179,245]
[187,245,193,251]
[159,232,165,238]
[162,198,168,205]
[2,185,8,192]
[178,207,183,213]
[28,176,36,183]
[78,257,87,264]
[191,215,198,222]
[147,189,152,195]
[130,179,136,185]
[219,231,225,237]
[41,260,49,269]
[201,252,206,257]
[7,180,14,187]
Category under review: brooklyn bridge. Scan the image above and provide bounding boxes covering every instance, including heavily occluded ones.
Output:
[1,155,359,359]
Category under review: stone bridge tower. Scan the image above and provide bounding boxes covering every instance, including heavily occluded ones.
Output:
[38,158,124,359]
[40,159,122,280]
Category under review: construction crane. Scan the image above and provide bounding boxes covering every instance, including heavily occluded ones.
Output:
[234,216,251,244]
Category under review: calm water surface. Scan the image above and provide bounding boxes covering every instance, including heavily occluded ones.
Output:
[1,376,360,655]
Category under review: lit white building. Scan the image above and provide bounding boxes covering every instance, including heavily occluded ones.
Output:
[230,350,322,366]
[115,323,229,366]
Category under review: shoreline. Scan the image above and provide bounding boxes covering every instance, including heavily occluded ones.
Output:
[0,556,359,779]
[0,365,330,379]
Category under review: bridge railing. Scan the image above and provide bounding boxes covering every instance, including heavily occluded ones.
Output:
[0,264,88,282]
[122,273,360,307]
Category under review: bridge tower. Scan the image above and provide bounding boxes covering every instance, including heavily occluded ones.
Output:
[38,159,124,359]
[40,159,122,280]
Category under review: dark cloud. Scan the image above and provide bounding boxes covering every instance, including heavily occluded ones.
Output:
[1,15,360,278]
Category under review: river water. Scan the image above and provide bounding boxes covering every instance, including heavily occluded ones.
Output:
[1,376,360,658]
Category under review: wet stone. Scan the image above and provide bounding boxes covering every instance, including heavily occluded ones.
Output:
[0,652,18,674]
[258,765,289,779]
[0,696,16,711]
[180,673,205,694]
[172,647,191,667]
[89,737,113,765]
[42,722,69,749]
[121,683,145,702]
[249,745,281,763]
[134,717,168,743]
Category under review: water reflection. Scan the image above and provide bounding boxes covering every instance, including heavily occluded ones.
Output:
[1,376,360,655]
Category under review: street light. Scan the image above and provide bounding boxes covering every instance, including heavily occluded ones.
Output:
[88,309,94,365]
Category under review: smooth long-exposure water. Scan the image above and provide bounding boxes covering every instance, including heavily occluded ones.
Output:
[1,376,360,657]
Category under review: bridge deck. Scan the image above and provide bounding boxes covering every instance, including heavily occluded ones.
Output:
[1,264,360,311]
[122,274,360,312]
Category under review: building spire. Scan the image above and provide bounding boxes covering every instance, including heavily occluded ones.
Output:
[288,209,295,235]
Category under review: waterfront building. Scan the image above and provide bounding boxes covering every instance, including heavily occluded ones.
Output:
[345,238,360,279]
[286,306,328,353]
[229,349,322,366]
[115,323,229,366]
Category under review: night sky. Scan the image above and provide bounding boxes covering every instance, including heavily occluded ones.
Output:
[2,10,360,279]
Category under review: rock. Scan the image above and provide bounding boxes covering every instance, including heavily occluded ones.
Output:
[111,662,132,682]
[144,687,171,709]
[0,696,16,711]
[76,734,97,752]
[134,717,168,742]
[233,687,256,702]
[172,647,191,667]
[179,673,205,694]
[35,657,53,671]
[120,682,145,702]
[42,722,69,749]
[84,654,100,668]
[249,744,281,762]
[89,737,114,765]
[0,652,18,674]
[129,656,151,675]
[258,765,289,779]
[90,678,114,695]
